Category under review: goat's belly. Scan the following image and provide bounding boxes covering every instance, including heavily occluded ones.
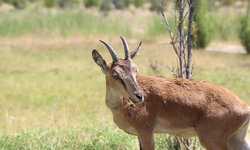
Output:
[154,122,197,138]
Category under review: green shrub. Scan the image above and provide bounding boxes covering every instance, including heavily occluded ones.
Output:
[239,15,250,54]
[84,0,101,8]
[193,0,212,48]
[44,0,57,8]
[134,0,145,8]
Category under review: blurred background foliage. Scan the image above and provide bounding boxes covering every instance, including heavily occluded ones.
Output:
[0,0,249,52]
[0,0,245,9]
[193,0,212,48]
[1,0,247,52]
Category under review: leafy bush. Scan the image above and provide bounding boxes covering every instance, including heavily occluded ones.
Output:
[239,15,250,54]
[44,0,57,8]
[193,0,212,48]
[84,0,101,8]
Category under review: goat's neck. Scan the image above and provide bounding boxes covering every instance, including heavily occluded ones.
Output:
[105,81,122,113]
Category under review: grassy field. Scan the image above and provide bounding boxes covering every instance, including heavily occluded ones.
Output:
[0,35,250,149]
[0,6,250,150]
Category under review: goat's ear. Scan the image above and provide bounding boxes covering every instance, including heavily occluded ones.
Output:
[130,41,142,59]
[92,50,108,74]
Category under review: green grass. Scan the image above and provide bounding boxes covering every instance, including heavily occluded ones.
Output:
[0,125,203,150]
[0,39,250,149]
[0,8,131,37]
[0,125,137,150]
[0,45,106,133]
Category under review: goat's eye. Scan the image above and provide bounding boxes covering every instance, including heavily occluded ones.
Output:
[112,75,119,79]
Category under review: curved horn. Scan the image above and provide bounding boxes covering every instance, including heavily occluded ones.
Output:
[120,36,130,60]
[99,40,120,63]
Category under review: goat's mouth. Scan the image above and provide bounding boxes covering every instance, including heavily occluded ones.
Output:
[129,97,144,104]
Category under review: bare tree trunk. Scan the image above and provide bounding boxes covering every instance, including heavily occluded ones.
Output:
[186,0,198,79]
[179,0,185,78]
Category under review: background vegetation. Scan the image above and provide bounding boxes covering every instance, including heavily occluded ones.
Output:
[0,0,250,149]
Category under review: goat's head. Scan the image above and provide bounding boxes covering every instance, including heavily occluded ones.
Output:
[92,36,144,104]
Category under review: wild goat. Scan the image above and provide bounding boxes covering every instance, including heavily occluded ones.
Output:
[92,36,250,150]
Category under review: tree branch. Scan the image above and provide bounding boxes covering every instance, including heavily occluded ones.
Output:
[160,2,180,58]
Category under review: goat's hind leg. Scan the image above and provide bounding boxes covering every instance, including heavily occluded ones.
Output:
[228,116,250,150]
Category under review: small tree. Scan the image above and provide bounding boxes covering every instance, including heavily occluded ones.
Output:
[160,0,199,148]
[160,0,199,79]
